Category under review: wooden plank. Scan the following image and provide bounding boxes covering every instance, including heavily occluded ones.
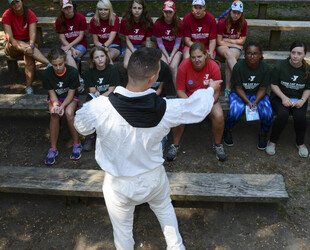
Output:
[258,4,268,19]
[0,166,288,202]
[269,30,281,50]
[167,172,288,203]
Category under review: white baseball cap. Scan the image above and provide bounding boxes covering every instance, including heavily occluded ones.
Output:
[61,0,73,9]
[192,0,205,6]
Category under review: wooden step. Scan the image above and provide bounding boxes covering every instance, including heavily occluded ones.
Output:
[0,166,288,203]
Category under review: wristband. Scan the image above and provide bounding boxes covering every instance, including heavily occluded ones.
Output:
[30,45,35,50]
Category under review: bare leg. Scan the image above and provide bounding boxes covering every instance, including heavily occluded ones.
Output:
[64,100,80,144]
[208,102,225,144]
[217,46,240,90]
[108,48,121,65]
[169,53,182,89]
[172,124,185,145]
[48,102,60,149]
[24,55,35,87]
[123,49,132,69]
[183,49,190,60]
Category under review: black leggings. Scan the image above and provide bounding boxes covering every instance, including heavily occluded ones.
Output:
[270,96,308,145]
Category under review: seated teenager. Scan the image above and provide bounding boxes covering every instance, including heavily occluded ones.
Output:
[43,47,82,165]
[166,42,226,162]
[223,41,273,150]
[2,0,50,94]
[266,41,310,157]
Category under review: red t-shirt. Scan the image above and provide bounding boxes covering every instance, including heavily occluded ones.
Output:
[217,19,247,39]
[55,12,88,48]
[120,18,153,45]
[153,19,184,52]
[1,8,38,41]
[89,15,121,46]
[176,58,221,97]
[183,12,217,50]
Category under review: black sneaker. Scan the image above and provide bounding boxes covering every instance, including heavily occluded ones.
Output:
[257,132,268,150]
[223,130,233,146]
[166,144,179,161]
[213,144,226,161]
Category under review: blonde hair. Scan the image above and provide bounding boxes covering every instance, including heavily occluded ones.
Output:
[94,0,115,26]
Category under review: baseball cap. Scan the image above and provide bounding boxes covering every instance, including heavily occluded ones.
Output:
[231,0,243,12]
[8,0,21,4]
[192,0,205,6]
[163,0,175,12]
[61,0,73,9]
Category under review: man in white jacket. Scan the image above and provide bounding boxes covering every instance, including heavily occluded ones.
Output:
[74,47,221,250]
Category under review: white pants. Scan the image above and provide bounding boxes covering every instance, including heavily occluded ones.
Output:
[103,166,185,250]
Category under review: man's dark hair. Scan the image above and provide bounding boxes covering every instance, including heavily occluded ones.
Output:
[127,47,162,82]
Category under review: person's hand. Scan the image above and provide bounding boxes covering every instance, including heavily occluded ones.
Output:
[247,101,255,109]
[71,48,78,58]
[292,99,305,109]
[62,45,71,53]
[281,96,292,107]
[57,106,64,116]
[209,79,223,91]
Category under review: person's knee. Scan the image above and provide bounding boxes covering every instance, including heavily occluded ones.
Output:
[50,113,60,122]
[65,109,75,120]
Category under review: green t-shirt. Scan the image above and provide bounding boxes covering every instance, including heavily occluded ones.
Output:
[270,58,310,99]
[84,64,121,94]
[42,65,79,98]
[231,59,270,96]
[151,60,172,91]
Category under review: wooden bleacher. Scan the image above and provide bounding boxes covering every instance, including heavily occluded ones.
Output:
[0,166,288,203]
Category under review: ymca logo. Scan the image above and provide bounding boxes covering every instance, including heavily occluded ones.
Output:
[291,75,299,81]
[57,82,64,88]
[197,27,202,32]
[134,29,139,34]
[69,26,74,31]
[203,74,210,85]
[97,78,104,84]
[166,30,171,35]
[248,76,256,82]
[102,28,107,33]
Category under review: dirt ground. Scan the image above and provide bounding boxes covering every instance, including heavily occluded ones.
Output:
[0,115,310,250]
[1,1,310,250]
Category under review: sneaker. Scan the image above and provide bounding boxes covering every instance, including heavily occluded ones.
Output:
[213,144,226,161]
[166,144,179,161]
[266,141,276,155]
[78,79,85,94]
[296,144,309,158]
[224,89,231,97]
[25,86,34,95]
[223,130,233,146]
[70,143,82,160]
[45,148,59,165]
[83,136,95,152]
[257,132,268,150]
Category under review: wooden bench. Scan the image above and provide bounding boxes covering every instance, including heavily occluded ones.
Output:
[52,0,310,20]
[1,17,308,49]
[0,166,288,203]
[1,94,310,114]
